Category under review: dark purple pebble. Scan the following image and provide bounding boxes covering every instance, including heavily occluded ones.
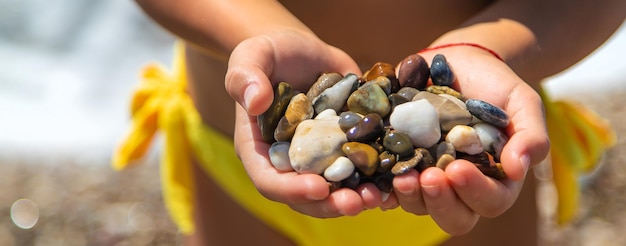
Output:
[398,53,430,90]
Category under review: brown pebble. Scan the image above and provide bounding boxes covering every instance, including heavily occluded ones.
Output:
[397,53,430,90]
[307,72,343,99]
[342,142,380,176]
[274,93,313,141]
[363,62,400,92]
[435,153,455,170]
[391,149,424,175]
[416,148,435,172]
[378,151,397,173]
[476,163,507,180]
[258,82,296,143]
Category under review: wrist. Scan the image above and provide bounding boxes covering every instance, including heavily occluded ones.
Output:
[415,42,545,90]
[416,43,504,69]
[419,43,504,62]
[427,19,537,64]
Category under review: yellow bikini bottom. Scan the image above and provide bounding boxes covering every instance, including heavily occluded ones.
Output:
[112,42,616,245]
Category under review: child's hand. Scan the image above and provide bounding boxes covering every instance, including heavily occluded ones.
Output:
[391,47,550,235]
[225,30,394,217]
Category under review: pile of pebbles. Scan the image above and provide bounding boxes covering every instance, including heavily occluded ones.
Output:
[261,54,509,193]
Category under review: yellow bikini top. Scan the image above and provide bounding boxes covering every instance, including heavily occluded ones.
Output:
[112,42,616,244]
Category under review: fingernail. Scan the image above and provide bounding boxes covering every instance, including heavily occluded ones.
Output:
[520,154,530,174]
[306,192,327,201]
[421,185,440,197]
[243,83,258,110]
[396,186,413,196]
[451,174,467,187]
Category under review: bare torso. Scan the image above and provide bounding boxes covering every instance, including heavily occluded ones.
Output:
[282,0,494,67]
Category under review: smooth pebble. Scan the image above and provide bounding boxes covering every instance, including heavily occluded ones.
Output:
[397,53,430,89]
[430,54,455,86]
[307,72,343,99]
[342,142,380,176]
[413,91,472,131]
[312,73,359,114]
[391,149,424,175]
[290,117,347,174]
[466,99,509,128]
[435,153,455,170]
[363,62,400,92]
[346,113,384,143]
[274,93,314,141]
[338,111,363,132]
[446,125,484,155]
[324,156,356,182]
[347,83,391,117]
[382,131,414,158]
[389,99,441,148]
[268,141,293,172]
[473,123,508,159]
[258,82,296,143]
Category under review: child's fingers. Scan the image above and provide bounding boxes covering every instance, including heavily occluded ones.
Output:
[355,182,385,209]
[289,188,365,218]
[393,169,428,215]
[234,105,331,204]
[420,167,480,236]
[225,37,275,115]
[445,160,523,218]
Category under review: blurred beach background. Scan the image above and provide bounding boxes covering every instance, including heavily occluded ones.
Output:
[0,0,624,245]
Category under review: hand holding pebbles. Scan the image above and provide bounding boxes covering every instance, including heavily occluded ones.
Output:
[260,54,510,195]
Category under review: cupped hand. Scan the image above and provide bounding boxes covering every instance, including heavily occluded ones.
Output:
[226,30,392,218]
[392,47,550,235]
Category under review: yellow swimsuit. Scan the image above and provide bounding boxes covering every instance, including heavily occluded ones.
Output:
[113,42,616,245]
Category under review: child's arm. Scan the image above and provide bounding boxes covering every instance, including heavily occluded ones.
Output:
[429,0,626,85]
[135,0,314,59]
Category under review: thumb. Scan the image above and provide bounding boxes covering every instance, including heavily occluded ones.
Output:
[501,89,550,181]
[225,37,276,116]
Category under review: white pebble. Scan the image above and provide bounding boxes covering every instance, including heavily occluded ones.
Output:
[268,142,293,172]
[446,125,484,155]
[312,73,358,114]
[315,108,338,119]
[473,123,508,158]
[389,99,441,148]
[290,117,347,174]
[323,156,355,182]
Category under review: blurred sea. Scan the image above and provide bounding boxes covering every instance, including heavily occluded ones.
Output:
[0,0,174,161]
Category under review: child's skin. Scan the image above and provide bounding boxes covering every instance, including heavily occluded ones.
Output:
[135,0,626,245]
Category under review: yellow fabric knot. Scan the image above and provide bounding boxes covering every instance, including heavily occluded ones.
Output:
[113,42,196,235]
[540,88,617,225]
